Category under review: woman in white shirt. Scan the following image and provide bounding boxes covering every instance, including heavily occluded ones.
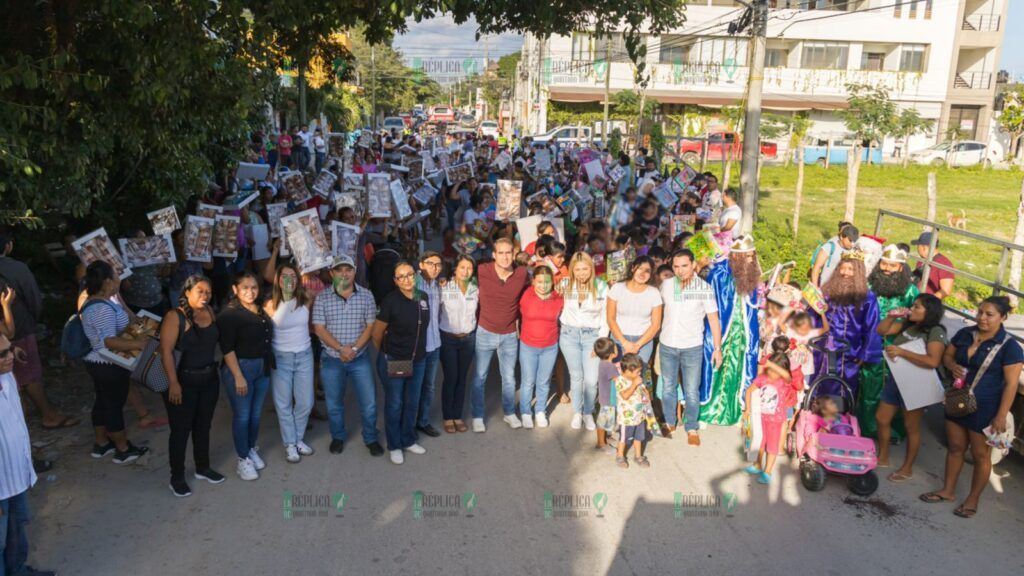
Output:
[264,263,315,463]
[439,255,479,434]
[718,188,742,245]
[557,252,608,430]
[607,256,663,363]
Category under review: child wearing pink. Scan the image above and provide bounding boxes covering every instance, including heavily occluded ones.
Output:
[744,353,802,484]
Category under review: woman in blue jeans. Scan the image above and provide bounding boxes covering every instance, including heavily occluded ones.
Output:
[558,253,608,430]
[264,263,315,463]
[218,272,273,481]
[518,266,564,429]
[372,262,431,465]
[607,256,663,363]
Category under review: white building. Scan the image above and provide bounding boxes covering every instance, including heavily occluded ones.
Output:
[515,0,1007,154]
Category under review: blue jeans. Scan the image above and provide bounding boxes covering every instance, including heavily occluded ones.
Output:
[614,334,654,363]
[0,491,29,576]
[659,344,703,430]
[519,342,559,416]
[321,353,379,445]
[559,325,600,415]
[271,348,315,446]
[221,358,271,459]
[417,348,441,428]
[377,354,426,450]
[471,326,519,419]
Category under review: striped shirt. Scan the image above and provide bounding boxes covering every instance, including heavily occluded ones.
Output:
[0,372,37,500]
[81,299,130,364]
[312,285,376,359]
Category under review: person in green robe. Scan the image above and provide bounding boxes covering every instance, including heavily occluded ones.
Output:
[859,244,919,439]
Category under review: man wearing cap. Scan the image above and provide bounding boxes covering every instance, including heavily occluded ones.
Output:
[859,245,920,439]
[910,232,955,300]
[810,222,859,286]
[313,255,384,457]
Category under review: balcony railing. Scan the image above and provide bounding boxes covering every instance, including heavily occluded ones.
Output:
[962,14,1001,31]
[954,71,993,90]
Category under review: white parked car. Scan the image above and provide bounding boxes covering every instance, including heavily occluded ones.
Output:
[382,116,405,133]
[479,120,499,138]
[909,140,1000,167]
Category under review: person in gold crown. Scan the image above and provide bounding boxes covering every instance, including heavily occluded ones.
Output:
[815,249,882,398]
[859,244,919,439]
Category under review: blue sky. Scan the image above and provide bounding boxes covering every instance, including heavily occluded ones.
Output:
[392,15,523,62]
[1000,0,1024,77]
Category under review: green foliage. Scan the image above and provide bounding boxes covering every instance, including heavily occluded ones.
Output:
[649,123,665,167]
[608,129,623,157]
[840,83,897,144]
[612,90,657,119]
[891,108,934,141]
[497,52,521,81]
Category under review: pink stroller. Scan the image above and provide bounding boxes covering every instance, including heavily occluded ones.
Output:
[790,337,879,496]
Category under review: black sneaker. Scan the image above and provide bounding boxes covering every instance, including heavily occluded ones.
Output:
[112,443,149,465]
[329,439,345,454]
[16,565,56,576]
[195,468,226,484]
[91,442,115,459]
[169,479,192,498]
[366,442,384,457]
[416,424,441,438]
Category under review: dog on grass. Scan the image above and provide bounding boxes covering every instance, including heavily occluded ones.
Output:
[947,209,968,230]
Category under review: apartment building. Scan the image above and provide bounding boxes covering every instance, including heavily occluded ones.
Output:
[515,0,1007,154]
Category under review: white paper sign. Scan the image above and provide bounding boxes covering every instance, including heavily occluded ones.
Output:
[885,339,945,411]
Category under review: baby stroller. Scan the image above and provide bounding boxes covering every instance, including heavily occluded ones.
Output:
[789,336,879,496]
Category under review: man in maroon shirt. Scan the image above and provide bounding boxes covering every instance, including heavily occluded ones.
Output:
[470,237,529,432]
[911,232,955,300]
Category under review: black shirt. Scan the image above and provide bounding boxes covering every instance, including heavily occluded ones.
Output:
[176,308,220,370]
[217,304,273,360]
[378,289,430,361]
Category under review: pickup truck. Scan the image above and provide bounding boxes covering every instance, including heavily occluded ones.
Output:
[671,131,777,164]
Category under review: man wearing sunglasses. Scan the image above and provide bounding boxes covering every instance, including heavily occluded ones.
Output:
[0,334,56,575]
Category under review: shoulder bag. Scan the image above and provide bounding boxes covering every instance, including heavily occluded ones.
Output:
[944,339,1004,418]
[130,309,185,393]
[386,301,422,378]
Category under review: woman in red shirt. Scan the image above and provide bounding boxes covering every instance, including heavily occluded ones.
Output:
[517,266,564,429]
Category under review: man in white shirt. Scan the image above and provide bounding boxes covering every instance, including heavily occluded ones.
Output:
[659,250,722,445]
[0,334,55,576]
[313,128,327,173]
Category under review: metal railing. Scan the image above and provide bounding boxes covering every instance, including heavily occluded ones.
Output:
[954,71,993,90]
[963,14,1002,31]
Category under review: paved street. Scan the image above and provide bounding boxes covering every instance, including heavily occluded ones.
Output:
[24,363,1024,576]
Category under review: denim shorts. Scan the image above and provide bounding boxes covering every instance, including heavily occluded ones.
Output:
[880,374,905,410]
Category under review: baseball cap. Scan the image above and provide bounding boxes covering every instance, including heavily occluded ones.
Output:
[910,232,936,246]
[331,255,355,269]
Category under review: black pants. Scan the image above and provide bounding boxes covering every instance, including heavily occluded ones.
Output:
[163,367,220,481]
[85,361,131,433]
[440,332,475,420]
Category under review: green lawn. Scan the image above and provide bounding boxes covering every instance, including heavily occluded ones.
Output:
[703,163,1024,308]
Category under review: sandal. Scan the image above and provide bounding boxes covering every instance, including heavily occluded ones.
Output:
[953,505,977,519]
[887,471,913,483]
[41,415,80,430]
[634,456,651,469]
[443,420,457,434]
[616,456,629,469]
[454,420,468,433]
[919,491,955,504]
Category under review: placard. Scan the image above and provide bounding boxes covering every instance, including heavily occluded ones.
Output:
[802,283,828,315]
[237,162,271,181]
[312,169,338,198]
[281,209,332,274]
[146,206,181,236]
[223,190,259,211]
[671,214,696,239]
[183,215,215,263]
[496,180,523,221]
[119,235,176,268]
[250,223,271,260]
[280,171,311,204]
[886,339,945,411]
[685,230,723,263]
[212,214,241,258]
[535,149,552,172]
[196,202,222,220]
[445,162,474,185]
[390,180,413,220]
[366,174,392,218]
[331,221,361,260]
[328,133,346,157]
[266,202,289,239]
[584,158,606,188]
[651,183,679,209]
[72,228,131,280]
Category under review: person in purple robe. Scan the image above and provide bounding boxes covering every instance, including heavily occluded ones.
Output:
[814,250,882,399]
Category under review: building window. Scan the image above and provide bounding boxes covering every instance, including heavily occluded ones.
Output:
[861,52,885,71]
[658,35,692,64]
[899,44,926,72]
[691,37,748,66]
[948,105,980,140]
[925,0,932,19]
[800,41,849,70]
[894,0,902,17]
[594,33,631,63]
[571,33,592,62]
[765,48,788,67]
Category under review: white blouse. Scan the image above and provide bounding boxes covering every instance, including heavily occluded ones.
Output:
[558,278,609,336]
[439,280,479,335]
[271,299,311,353]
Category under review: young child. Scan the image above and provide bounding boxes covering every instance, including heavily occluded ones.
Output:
[743,350,799,484]
[811,396,844,432]
[786,311,829,391]
[594,337,619,452]
[614,353,652,469]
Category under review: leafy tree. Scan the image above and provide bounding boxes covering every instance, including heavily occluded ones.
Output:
[891,108,935,168]
[999,85,1024,168]
[497,52,521,82]
[785,113,813,237]
[608,128,623,157]
[839,83,897,221]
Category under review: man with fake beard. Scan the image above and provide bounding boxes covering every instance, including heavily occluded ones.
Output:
[699,235,761,426]
[815,250,882,399]
[858,245,919,438]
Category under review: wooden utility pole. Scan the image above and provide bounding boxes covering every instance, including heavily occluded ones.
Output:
[738,0,767,234]
[370,46,377,131]
[926,172,937,231]
[602,37,612,146]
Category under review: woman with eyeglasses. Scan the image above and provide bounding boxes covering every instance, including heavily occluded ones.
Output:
[371,262,432,465]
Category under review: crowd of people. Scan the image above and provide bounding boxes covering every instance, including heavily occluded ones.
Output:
[0,118,1021,574]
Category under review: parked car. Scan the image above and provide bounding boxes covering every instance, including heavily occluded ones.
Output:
[382,116,405,133]
[531,125,603,148]
[458,114,478,129]
[429,105,456,123]
[801,138,883,166]
[909,140,1000,168]
[398,113,414,128]
[671,131,777,164]
[479,120,499,138]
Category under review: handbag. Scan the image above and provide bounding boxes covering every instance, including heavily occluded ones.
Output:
[386,302,422,378]
[944,339,1004,418]
[130,310,185,393]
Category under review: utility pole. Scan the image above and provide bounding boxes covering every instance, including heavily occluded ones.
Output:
[602,35,612,147]
[298,64,308,125]
[739,0,767,234]
[370,46,377,131]
[534,36,544,134]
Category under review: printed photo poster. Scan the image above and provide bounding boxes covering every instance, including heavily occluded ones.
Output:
[196,202,222,220]
[212,214,241,258]
[454,233,482,255]
[493,150,512,171]
[403,209,432,230]
[671,214,696,239]
[330,221,360,260]
[328,133,346,157]
[445,161,474,185]
[236,162,271,182]
[802,283,829,315]
[685,230,723,263]
[72,228,132,280]
[366,174,392,218]
[607,164,625,185]
[496,180,523,221]
[419,150,437,173]
[118,234,176,268]
[411,182,438,207]
[222,190,259,211]
[147,206,181,236]
[677,162,699,187]
[334,191,364,221]
[390,179,413,220]
[606,246,636,283]
[280,171,311,204]
[435,150,450,170]
[358,131,373,148]
[651,183,679,209]
[475,145,491,163]
[401,155,424,180]
[266,202,289,239]
[312,169,338,199]
[281,209,332,274]
[583,159,607,188]
[426,169,445,190]
[343,172,365,189]
[534,148,552,172]
[183,215,215,263]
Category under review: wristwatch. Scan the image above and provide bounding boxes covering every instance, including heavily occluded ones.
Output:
[351,345,360,354]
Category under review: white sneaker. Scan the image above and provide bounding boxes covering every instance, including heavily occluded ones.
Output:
[472,418,486,433]
[521,414,534,429]
[296,440,315,456]
[406,443,427,455]
[503,414,523,429]
[236,457,259,481]
[536,413,549,428]
[583,414,596,431]
[571,413,583,429]
[390,450,404,465]
[285,445,301,463]
[248,447,266,470]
